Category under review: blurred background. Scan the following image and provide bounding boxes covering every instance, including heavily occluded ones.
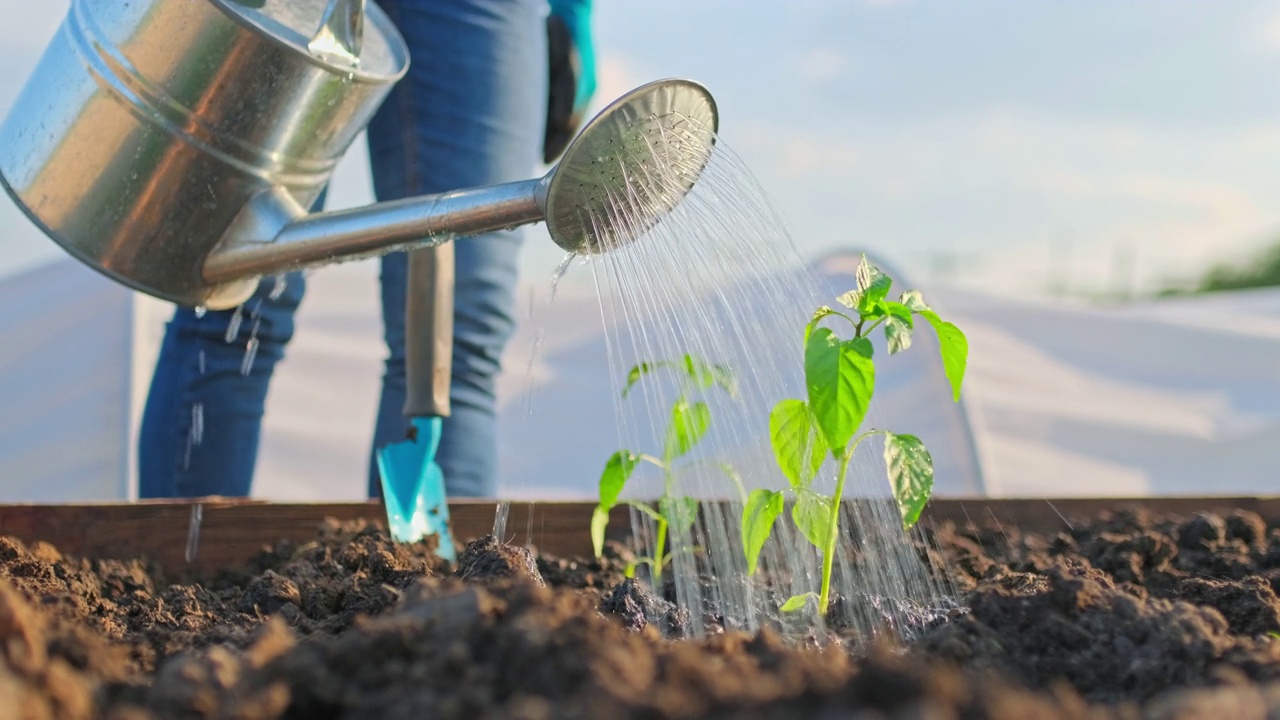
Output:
[3,1,1280,501]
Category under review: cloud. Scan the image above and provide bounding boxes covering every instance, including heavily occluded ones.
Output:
[1263,11,1280,53]
[777,136,859,176]
[721,106,1280,298]
[793,47,847,84]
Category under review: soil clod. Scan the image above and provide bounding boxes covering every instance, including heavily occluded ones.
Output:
[599,577,689,636]
[454,535,545,586]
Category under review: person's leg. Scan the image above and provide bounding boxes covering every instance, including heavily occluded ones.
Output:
[366,0,547,498]
[138,190,326,499]
[138,273,306,497]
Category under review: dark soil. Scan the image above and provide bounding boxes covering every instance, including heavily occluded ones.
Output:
[4,508,1280,718]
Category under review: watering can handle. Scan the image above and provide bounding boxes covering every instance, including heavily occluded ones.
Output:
[403,245,454,418]
[309,0,366,64]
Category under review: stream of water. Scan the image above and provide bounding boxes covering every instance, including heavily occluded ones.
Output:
[543,118,956,640]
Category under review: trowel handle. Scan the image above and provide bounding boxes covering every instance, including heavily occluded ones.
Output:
[403,245,454,418]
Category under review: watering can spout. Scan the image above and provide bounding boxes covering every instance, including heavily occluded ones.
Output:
[202,178,549,287]
[202,77,721,294]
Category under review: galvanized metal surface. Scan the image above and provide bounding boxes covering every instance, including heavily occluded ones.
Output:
[200,179,544,283]
[541,78,718,254]
[0,0,407,308]
[203,78,721,281]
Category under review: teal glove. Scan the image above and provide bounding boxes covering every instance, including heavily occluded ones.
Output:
[375,416,456,561]
[544,0,596,163]
[549,0,596,115]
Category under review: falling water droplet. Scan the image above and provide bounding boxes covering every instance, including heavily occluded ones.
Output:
[185,503,203,563]
[268,275,288,301]
[551,253,575,301]
[224,307,243,343]
[190,404,204,446]
[523,327,547,419]
[194,306,207,319]
[198,351,206,375]
[240,337,259,376]
[493,501,511,539]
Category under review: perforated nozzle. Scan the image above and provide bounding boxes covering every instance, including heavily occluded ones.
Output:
[541,79,719,254]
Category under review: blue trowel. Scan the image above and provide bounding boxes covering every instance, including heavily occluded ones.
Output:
[376,244,457,562]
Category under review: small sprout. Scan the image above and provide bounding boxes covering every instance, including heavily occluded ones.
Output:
[593,355,738,585]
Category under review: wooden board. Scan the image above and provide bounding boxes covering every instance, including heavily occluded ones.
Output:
[0,499,632,577]
[920,496,1280,534]
[0,496,1275,577]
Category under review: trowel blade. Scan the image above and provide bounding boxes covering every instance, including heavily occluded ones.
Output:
[375,427,456,563]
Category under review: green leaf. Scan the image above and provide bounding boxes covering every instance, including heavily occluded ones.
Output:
[621,362,661,398]
[918,310,968,401]
[899,290,928,312]
[591,505,611,558]
[598,450,639,511]
[885,315,913,354]
[882,301,915,326]
[741,489,784,575]
[780,592,818,613]
[659,496,700,534]
[684,355,739,397]
[884,301,914,354]
[792,489,835,550]
[805,329,875,454]
[805,305,838,344]
[681,355,712,389]
[664,398,712,459]
[836,257,893,315]
[623,356,736,398]
[768,399,828,490]
[884,433,934,529]
[856,255,889,296]
[709,363,738,398]
[593,451,639,558]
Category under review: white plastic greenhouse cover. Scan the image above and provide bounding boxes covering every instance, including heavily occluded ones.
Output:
[1,253,1278,502]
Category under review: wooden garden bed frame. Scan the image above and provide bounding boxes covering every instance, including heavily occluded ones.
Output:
[0,496,1274,577]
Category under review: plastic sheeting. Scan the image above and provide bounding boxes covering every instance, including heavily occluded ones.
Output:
[0,260,135,500]
[0,254,1276,502]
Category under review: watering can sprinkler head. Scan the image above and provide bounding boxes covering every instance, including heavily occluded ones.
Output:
[0,0,718,309]
[200,78,720,291]
[538,79,719,255]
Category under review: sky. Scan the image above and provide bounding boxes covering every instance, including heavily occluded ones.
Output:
[3,1,1280,298]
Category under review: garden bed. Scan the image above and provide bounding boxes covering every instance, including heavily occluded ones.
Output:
[3,499,1280,718]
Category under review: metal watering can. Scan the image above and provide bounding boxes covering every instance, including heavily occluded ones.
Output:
[0,0,718,550]
[0,0,719,310]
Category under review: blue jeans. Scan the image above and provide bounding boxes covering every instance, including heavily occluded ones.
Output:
[138,0,547,500]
